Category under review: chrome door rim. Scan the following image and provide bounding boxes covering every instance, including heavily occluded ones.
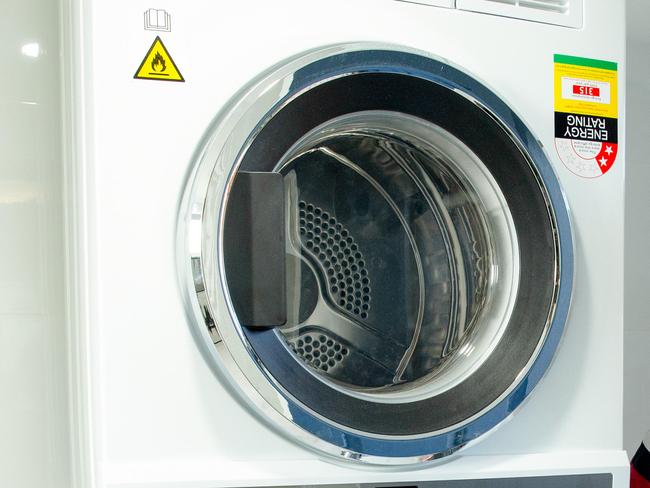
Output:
[177,43,574,465]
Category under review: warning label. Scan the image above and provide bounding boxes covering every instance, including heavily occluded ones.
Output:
[554,54,618,178]
[134,36,184,82]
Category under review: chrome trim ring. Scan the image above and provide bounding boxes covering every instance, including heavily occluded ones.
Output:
[177,44,574,465]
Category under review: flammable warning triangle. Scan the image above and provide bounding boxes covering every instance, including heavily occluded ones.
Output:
[134,36,184,82]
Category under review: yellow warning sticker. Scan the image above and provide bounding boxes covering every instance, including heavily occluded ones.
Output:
[134,36,184,82]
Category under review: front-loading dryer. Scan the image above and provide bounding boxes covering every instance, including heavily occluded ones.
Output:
[63,0,628,487]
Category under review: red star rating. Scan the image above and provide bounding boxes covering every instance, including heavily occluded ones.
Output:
[595,143,618,174]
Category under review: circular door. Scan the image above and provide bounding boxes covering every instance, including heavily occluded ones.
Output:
[178,45,573,465]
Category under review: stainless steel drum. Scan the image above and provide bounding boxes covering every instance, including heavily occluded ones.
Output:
[275,112,514,398]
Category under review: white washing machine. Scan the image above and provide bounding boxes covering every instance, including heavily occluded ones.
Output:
[63,0,628,487]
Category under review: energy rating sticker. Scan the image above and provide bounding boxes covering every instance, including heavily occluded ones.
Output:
[554,54,618,178]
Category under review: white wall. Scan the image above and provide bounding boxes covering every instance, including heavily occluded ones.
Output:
[624,0,650,458]
[0,0,71,486]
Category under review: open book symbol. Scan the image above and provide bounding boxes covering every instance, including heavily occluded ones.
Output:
[144,9,171,32]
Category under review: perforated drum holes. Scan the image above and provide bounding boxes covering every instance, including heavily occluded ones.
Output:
[298,200,371,319]
[289,330,349,372]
